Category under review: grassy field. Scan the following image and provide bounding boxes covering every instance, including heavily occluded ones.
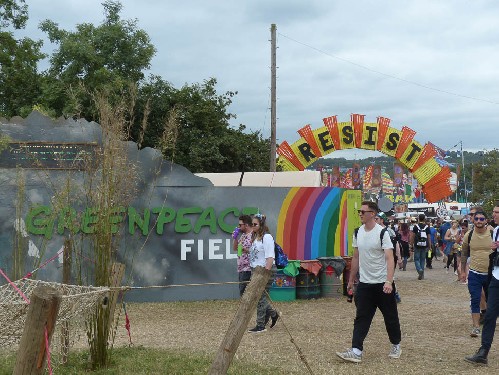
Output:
[1,262,498,374]
[0,346,289,374]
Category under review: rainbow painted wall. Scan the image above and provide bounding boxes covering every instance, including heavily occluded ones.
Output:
[276,187,362,259]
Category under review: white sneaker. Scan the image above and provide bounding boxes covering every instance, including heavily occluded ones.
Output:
[470,327,481,337]
[388,344,402,359]
[336,348,362,363]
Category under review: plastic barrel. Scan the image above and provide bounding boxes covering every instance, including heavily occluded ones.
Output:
[296,266,321,299]
[319,265,343,298]
[317,257,346,298]
[269,270,296,301]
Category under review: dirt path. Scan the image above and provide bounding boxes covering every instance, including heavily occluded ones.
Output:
[114,261,498,374]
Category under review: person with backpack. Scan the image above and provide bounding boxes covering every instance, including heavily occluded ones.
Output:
[375,213,402,303]
[460,211,494,338]
[426,220,438,269]
[411,214,431,280]
[465,204,499,365]
[247,213,279,333]
[336,201,401,363]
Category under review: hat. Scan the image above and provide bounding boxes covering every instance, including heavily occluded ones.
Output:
[444,216,451,222]
[376,212,388,223]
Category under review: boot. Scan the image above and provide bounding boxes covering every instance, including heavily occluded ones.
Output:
[403,260,407,271]
[465,347,489,365]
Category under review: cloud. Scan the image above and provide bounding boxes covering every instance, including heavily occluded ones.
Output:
[11,0,499,155]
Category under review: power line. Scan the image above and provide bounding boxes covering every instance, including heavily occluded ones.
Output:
[278,32,499,105]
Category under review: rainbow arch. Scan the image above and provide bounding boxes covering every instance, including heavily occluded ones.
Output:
[276,187,355,260]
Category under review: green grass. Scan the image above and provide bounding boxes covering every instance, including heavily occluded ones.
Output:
[0,346,287,375]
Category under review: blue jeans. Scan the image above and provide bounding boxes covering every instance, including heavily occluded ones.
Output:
[467,271,489,314]
[482,275,499,350]
[413,247,427,273]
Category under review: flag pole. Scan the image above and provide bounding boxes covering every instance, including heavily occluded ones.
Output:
[460,141,468,208]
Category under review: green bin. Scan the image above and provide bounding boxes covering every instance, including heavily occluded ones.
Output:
[269,270,296,301]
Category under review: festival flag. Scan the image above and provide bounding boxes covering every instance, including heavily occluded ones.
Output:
[341,168,353,189]
[428,141,447,159]
[371,165,382,187]
[393,162,404,187]
[363,165,373,189]
[382,172,394,194]
[352,163,361,189]
[331,166,340,187]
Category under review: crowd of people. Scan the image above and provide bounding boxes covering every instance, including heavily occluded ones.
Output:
[232,213,279,333]
[233,203,499,367]
[335,202,499,366]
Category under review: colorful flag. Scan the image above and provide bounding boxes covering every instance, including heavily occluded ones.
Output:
[393,162,404,187]
[341,168,353,189]
[382,172,394,194]
[331,166,340,187]
[371,165,382,187]
[352,163,361,189]
[363,165,373,189]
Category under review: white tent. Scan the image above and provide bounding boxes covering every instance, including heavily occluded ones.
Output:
[195,171,322,187]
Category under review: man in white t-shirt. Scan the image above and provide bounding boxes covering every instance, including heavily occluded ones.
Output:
[465,203,499,365]
[336,201,402,363]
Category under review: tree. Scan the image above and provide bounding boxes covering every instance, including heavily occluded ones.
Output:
[134,76,270,172]
[38,0,156,119]
[0,0,28,29]
[469,149,499,213]
[0,32,45,117]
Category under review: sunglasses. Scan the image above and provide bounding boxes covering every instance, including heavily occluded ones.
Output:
[474,217,486,222]
[252,223,259,227]
[358,210,374,215]
[238,223,245,227]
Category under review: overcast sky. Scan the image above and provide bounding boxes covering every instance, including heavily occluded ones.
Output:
[12,0,499,159]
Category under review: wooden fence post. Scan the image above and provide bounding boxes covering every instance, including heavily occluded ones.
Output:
[60,238,72,364]
[208,266,271,375]
[13,285,62,375]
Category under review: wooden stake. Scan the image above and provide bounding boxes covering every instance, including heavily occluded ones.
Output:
[60,238,72,364]
[208,266,271,375]
[13,285,62,375]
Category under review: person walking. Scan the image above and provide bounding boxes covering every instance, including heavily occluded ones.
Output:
[445,220,462,275]
[460,211,493,337]
[336,201,401,363]
[465,204,499,365]
[411,214,431,280]
[247,213,279,333]
[232,215,253,296]
[375,213,402,303]
[440,216,452,263]
[398,222,411,271]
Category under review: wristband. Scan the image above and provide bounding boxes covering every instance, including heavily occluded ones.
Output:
[384,281,392,284]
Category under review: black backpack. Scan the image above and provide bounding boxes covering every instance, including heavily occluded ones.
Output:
[414,224,429,247]
[354,227,388,248]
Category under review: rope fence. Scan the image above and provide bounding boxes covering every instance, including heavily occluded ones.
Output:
[1,263,346,375]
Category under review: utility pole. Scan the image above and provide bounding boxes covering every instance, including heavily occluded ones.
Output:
[270,24,277,172]
[460,141,468,208]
